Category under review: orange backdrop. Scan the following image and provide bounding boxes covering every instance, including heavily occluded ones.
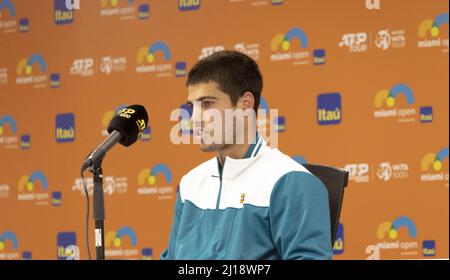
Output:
[0,0,448,260]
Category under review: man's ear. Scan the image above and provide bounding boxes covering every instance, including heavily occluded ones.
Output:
[239,91,255,112]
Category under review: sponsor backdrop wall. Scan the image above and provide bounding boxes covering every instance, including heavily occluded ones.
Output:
[0,0,448,260]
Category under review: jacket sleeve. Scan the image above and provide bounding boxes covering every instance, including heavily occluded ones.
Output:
[269,171,333,260]
[160,190,183,260]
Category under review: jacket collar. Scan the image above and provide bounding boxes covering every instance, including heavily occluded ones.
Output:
[215,134,266,180]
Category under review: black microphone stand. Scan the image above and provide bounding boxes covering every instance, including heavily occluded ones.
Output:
[91,157,106,260]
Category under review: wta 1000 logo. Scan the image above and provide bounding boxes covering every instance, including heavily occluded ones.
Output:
[136,41,173,77]
[270,27,325,66]
[137,164,174,200]
[418,12,449,52]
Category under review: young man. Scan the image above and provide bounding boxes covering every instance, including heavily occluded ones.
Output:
[161,51,332,260]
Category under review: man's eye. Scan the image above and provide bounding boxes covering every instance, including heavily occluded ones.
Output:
[202,101,214,107]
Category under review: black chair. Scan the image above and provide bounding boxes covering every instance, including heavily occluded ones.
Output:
[303,164,349,245]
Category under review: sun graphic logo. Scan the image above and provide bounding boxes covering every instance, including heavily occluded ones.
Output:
[0,0,16,19]
[137,164,174,199]
[18,171,48,193]
[0,231,19,260]
[418,13,449,50]
[271,27,308,52]
[16,54,46,77]
[421,147,449,172]
[420,147,449,185]
[418,13,449,39]
[0,115,16,136]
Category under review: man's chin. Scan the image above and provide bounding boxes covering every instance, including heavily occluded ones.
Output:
[199,142,223,152]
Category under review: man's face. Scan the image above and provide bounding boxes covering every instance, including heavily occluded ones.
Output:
[187,82,236,152]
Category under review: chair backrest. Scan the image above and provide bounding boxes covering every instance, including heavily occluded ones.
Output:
[303,164,349,246]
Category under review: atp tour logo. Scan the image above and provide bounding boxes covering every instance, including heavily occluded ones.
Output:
[0,231,20,260]
[136,41,173,77]
[17,171,57,206]
[418,13,449,52]
[137,164,174,200]
[178,0,200,11]
[101,105,151,140]
[420,147,449,187]
[57,232,80,260]
[105,226,139,259]
[373,84,417,123]
[55,113,75,143]
[99,0,143,21]
[333,223,344,255]
[270,27,323,66]
[339,32,368,53]
[317,93,342,125]
[344,163,370,183]
[0,0,28,34]
[16,54,58,89]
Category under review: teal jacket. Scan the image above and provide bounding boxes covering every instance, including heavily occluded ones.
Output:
[161,136,332,260]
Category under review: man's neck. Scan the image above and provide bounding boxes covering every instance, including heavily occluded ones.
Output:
[216,131,258,167]
[217,143,252,167]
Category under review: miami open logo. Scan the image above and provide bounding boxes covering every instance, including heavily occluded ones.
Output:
[0,231,20,260]
[137,164,174,199]
[375,216,419,257]
[136,41,172,77]
[420,147,449,186]
[16,53,50,88]
[17,171,51,205]
[99,0,140,20]
[270,27,316,65]
[418,12,449,51]
[105,226,139,259]
[373,84,417,122]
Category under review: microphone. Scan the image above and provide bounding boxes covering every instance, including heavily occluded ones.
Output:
[81,104,148,172]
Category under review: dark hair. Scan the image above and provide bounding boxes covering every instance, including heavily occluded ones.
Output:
[187,50,263,111]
